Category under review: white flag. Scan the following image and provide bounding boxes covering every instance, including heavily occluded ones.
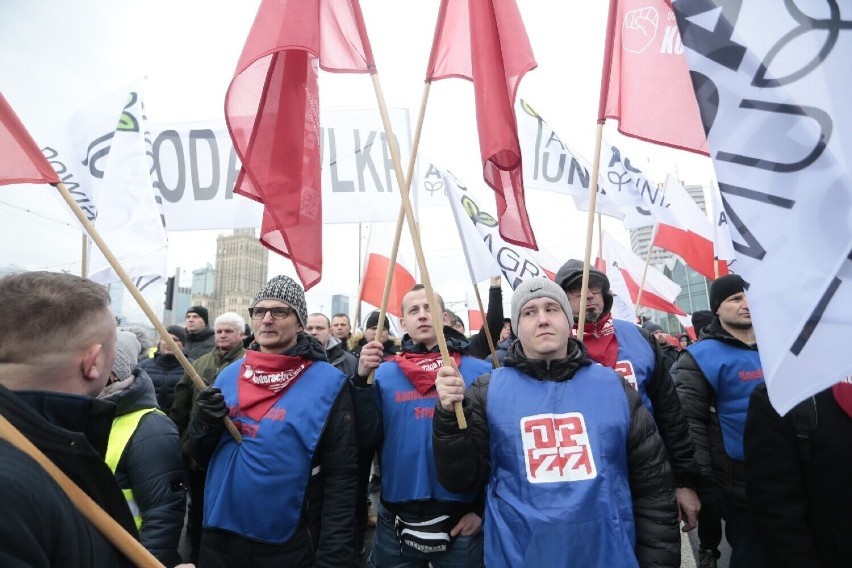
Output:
[443,170,556,289]
[676,0,852,413]
[707,182,736,272]
[70,85,168,288]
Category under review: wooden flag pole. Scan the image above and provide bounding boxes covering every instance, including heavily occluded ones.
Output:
[635,227,656,314]
[0,413,164,567]
[576,124,605,338]
[368,75,467,429]
[472,281,499,367]
[54,182,242,443]
[81,234,88,278]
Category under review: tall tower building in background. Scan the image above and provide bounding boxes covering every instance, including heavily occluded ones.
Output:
[190,263,216,314]
[212,229,268,320]
[331,294,350,319]
[628,184,712,334]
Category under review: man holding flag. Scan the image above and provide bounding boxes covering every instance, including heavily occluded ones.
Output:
[556,259,701,532]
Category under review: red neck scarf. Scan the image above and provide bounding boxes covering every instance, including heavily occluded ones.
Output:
[392,351,462,395]
[574,312,618,368]
[833,380,852,418]
[237,350,313,421]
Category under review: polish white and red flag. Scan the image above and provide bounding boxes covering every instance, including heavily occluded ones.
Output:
[0,93,60,186]
[652,175,729,280]
[602,230,685,315]
[598,0,707,155]
[359,222,416,319]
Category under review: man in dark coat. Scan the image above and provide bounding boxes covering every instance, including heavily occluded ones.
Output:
[432,277,679,566]
[744,381,852,567]
[184,305,215,359]
[465,276,506,360]
[306,313,357,376]
[674,274,767,567]
[0,271,138,567]
[138,324,192,414]
[184,275,383,567]
[350,310,401,360]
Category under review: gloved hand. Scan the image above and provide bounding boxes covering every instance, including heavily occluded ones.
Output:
[195,386,229,425]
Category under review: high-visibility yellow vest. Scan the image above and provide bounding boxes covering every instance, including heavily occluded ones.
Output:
[105,407,163,529]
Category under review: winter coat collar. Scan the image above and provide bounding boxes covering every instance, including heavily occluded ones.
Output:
[504,337,592,382]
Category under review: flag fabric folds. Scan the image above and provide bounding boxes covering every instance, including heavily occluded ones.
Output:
[602,231,685,315]
[0,93,59,186]
[599,0,708,155]
[674,0,852,413]
[359,222,416,319]
[226,0,374,290]
[427,0,538,250]
[652,175,728,280]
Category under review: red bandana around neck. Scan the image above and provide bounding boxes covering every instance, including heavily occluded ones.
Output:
[574,312,618,368]
[237,350,313,421]
[393,351,462,395]
[833,379,852,418]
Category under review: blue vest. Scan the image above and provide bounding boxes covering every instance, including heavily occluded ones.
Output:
[485,364,638,567]
[688,339,763,460]
[612,319,656,416]
[375,355,490,504]
[204,358,346,543]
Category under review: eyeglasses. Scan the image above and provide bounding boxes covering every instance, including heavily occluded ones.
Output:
[566,285,603,298]
[249,306,294,320]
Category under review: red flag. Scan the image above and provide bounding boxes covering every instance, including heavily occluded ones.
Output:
[360,254,416,319]
[426,0,538,250]
[598,0,708,155]
[468,309,484,331]
[226,0,374,290]
[0,94,59,186]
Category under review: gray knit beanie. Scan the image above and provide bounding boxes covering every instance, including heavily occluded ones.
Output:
[251,275,308,327]
[112,330,139,380]
[510,277,574,334]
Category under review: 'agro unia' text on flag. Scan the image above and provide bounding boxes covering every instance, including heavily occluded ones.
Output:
[652,174,729,280]
[226,0,375,290]
[359,222,416,319]
[602,230,685,316]
[599,0,708,155]
[674,0,852,413]
[444,169,557,289]
[0,93,59,185]
[427,0,539,250]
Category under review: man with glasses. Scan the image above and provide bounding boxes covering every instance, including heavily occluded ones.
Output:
[184,275,384,566]
[555,259,701,535]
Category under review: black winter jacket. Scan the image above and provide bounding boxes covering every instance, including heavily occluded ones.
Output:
[185,332,358,567]
[138,349,193,414]
[0,385,137,567]
[744,384,852,567]
[467,284,504,359]
[673,318,755,507]
[432,339,680,567]
[185,326,215,359]
[99,368,185,566]
[326,336,358,377]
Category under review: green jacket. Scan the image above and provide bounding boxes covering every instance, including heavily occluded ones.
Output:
[169,344,245,437]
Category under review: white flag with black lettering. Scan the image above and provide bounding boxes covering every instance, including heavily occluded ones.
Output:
[675,0,852,413]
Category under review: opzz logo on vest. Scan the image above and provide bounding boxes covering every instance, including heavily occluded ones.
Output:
[520,412,597,483]
[614,360,637,390]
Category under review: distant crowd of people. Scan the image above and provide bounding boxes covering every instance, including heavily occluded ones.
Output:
[0,266,849,567]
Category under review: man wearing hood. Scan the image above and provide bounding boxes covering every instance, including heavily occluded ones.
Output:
[184,275,383,566]
[352,284,491,566]
[99,330,184,566]
[184,306,215,359]
[555,259,701,534]
[306,313,357,376]
[432,278,679,566]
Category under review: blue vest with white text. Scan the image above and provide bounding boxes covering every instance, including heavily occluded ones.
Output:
[485,364,638,567]
[613,319,656,416]
[688,339,763,460]
[203,358,346,543]
[375,355,490,504]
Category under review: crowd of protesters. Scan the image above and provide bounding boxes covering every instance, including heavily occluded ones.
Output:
[0,269,849,568]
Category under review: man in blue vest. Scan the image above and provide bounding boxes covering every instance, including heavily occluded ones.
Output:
[184,275,384,567]
[352,284,491,567]
[555,259,701,534]
[674,274,767,568]
[432,277,679,566]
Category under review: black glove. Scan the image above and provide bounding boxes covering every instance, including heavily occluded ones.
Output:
[195,386,229,425]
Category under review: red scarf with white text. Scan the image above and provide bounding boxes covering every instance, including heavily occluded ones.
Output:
[392,351,462,395]
[573,312,619,368]
[237,350,313,421]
